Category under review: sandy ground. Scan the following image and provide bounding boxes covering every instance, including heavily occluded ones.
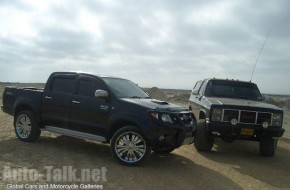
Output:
[1,84,290,190]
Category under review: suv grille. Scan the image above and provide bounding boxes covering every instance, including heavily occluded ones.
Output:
[240,111,256,123]
[222,109,272,125]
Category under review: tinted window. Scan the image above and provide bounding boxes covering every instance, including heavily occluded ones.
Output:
[51,78,74,93]
[205,80,262,100]
[77,79,102,97]
[102,77,149,98]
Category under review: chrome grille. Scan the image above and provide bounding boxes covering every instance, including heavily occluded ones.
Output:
[222,109,272,125]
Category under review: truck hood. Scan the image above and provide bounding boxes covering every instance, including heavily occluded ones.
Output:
[121,98,187,112]
[206,97,282,110]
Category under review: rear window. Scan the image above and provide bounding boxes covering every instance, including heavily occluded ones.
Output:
[51,78,74,93]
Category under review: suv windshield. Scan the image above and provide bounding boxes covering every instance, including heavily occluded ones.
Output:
[205,80,262,100]
[102,77,149,98]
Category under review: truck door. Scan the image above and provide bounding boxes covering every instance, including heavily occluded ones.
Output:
[69,75,110,136]
[189,80,203,104]
[42,74,77,128]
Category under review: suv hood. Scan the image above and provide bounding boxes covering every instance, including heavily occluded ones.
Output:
[121,98,187,112]
[206,97,282,110]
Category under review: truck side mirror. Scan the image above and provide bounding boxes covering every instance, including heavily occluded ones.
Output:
[191,89,199,96]
[95,90,108,99]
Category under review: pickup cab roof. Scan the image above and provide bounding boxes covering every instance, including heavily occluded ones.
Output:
[51,71,126,80]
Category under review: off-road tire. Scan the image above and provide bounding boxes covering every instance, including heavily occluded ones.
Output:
[194,119,214,151]
[259,136,277,157]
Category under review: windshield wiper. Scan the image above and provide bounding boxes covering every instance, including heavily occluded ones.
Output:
[237,96,255,100]
[130,96,143,99]
[129,96,150,99]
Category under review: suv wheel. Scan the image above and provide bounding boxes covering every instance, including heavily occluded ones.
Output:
[152,147,175,154]
[259,136,277,157]
[194,119,214,151]
[14,110,41,142]
[111,126,151,166]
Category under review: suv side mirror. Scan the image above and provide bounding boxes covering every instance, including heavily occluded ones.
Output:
[95,90,108,99]
[191,89,199,96]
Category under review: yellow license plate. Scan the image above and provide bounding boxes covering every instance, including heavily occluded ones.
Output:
[241,128,254,136]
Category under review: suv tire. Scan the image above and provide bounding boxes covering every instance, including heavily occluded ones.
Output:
[259,136,277,157]
[111,126,151,166]
[14,110,41,142]
[194,119,214,151]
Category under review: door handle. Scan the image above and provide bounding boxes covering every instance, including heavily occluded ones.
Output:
[45,96,52,99]
[72,100,80,104]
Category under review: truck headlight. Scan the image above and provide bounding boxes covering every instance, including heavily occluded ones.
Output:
[150,112,173,124]
[212,108,222,115]
[273,113,282,121]
[161,114,173,123]
[272,113,282,126]
[211,108,222,121]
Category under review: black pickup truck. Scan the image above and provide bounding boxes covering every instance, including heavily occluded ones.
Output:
[189,78,285,157]
[1,72,195,165]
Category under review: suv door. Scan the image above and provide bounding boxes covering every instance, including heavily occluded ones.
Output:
[69,76,110,136]
[189,80,203,105]
[42,74,77,128]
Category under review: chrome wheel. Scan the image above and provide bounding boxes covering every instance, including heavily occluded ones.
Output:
[115,131,147,163]
[15,114,32,139]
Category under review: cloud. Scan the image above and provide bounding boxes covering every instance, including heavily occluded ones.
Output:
[0,0,289,94]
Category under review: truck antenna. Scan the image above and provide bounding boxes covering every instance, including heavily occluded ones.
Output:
[250,29,271,82]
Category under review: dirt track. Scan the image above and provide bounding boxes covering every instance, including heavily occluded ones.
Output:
[1,110,290,190]
[1,85,290,190]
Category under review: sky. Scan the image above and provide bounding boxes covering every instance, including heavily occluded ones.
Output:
[0,0,289,94]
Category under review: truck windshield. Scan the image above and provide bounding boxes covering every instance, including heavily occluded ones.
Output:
[102,77,149,98]
[205,80,262,100]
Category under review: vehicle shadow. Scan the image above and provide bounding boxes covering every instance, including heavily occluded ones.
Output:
[0,134,242,190]
[199,138,290,189]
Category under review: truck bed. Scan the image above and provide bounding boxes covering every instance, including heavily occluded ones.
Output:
[2,86,43,116]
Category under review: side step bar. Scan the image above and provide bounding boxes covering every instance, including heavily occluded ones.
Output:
[41,126,107,143]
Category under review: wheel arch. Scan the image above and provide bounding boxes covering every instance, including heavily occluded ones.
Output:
[13,98,41,124]
[14,104,33,116]
[108,119,141,139]
[199,110,207,119]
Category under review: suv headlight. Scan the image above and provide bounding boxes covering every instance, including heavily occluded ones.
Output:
[150,112,173,124]
[272,113,282,126]
[211,108,222,121]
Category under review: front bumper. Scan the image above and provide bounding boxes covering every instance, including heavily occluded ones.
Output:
[146,123,196,149]
[208,121,285,140]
